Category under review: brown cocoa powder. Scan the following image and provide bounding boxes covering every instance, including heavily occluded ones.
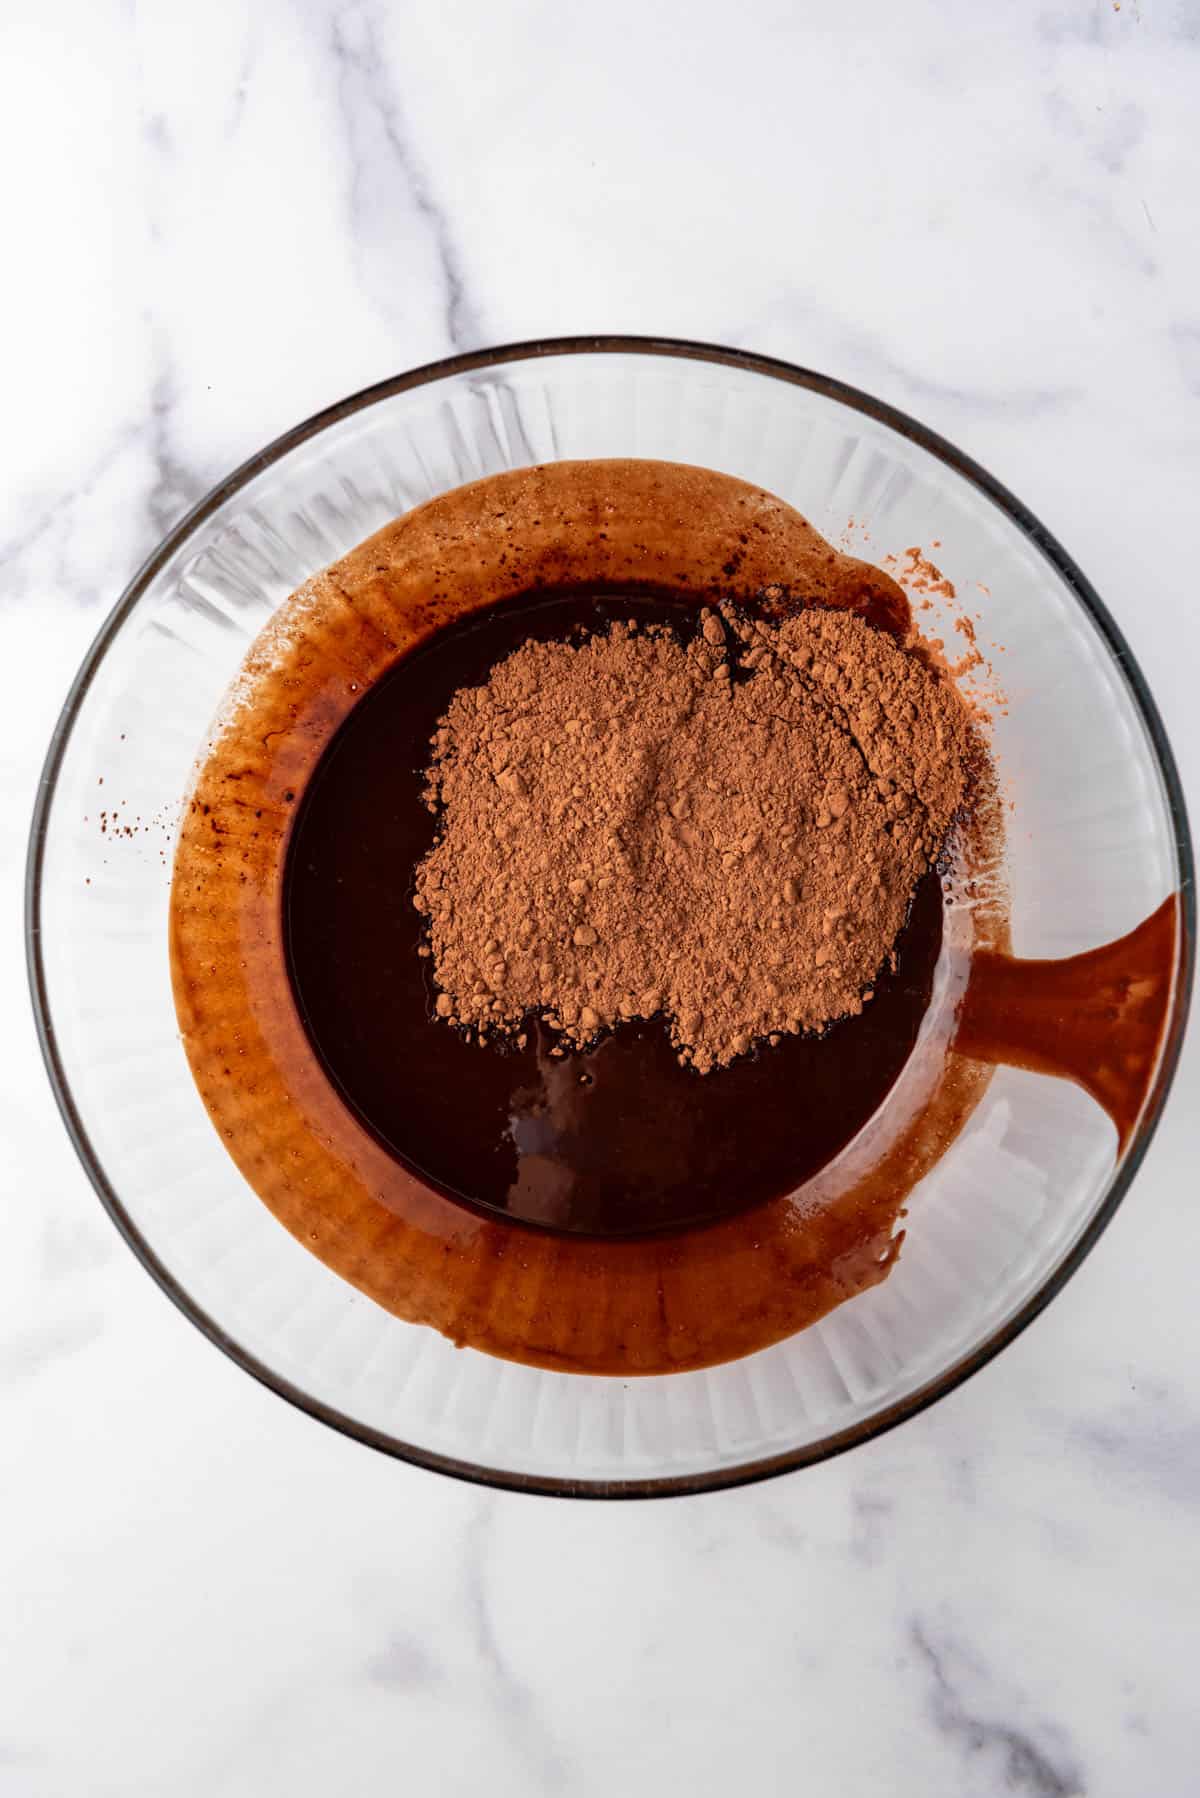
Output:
[414,604,974,1072]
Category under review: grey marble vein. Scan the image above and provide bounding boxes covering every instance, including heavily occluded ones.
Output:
[143,110,173,156]
[753,1498,808,1552]
[849,1489,894,1566]
[1093,103,1147,178]
[733,294,1082,419]
[1169,321,1200,395]
[1037,7,1111,48]
[327,3,483,351]
[0,1314,106,1385]
[145,366,208,540]
[1068,1400,1200,1508]
[0,423,141,605]
[1,364,209,613]
[363,1629,440,1691]
[226,17,256,136]
[0,1741,45,1769]
[872,350,1080,420]
[40,1215,116,1280]
[911,1620,1086,1797]
[463,1500,567,1791]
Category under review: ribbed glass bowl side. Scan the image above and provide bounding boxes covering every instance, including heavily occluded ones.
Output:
[27,341,1194,1495]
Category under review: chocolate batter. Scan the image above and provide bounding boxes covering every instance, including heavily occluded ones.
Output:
[169,459,1180,1376]
[284,591,946,1236]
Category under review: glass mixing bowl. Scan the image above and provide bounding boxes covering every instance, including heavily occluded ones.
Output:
[27,338,1194,1496]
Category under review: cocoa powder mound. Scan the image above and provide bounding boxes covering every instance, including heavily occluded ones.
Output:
[413,606,974,1072]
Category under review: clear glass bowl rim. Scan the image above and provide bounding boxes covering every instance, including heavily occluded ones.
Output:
[25,334,1197,1499]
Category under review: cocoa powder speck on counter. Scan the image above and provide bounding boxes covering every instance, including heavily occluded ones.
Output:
[414,605,975,1072]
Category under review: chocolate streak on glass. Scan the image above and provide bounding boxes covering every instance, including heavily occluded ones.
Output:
[955,896,1179,1150]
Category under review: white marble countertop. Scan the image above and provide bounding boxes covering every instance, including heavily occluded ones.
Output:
[3,2,1198,1792]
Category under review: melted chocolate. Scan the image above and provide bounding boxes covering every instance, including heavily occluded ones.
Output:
[172,460,1192,1377]
[285,592,944,1237]
[171,461,1185,1373]
[175,459,974,1373]
[954,896,1179,1148]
